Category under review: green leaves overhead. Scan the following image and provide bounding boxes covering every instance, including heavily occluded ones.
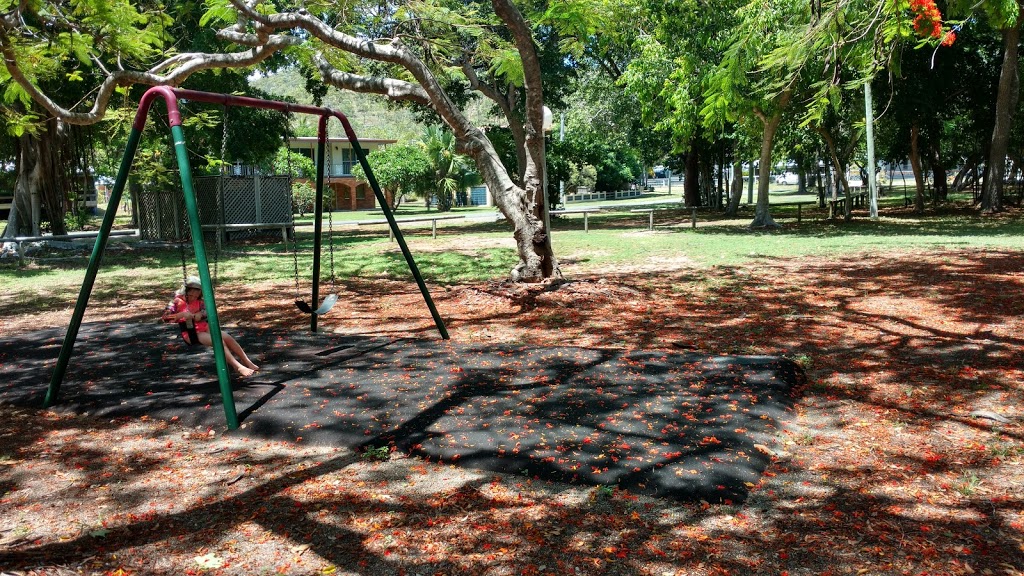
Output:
[1,0,171,103]
[537,0,612,57]
[488,48,525,86]
[199,0,237,27]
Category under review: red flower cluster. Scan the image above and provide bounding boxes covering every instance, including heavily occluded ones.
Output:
[909,0,943,38]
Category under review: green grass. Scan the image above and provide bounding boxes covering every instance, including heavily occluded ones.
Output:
[5,198,1024,311]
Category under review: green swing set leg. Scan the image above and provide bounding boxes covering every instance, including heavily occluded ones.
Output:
[46,96,240,430]
[309,121,327,333]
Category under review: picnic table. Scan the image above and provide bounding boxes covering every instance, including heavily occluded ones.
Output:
[550,207,601,232]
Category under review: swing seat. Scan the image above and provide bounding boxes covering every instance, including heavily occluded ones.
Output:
[295,293,338,316]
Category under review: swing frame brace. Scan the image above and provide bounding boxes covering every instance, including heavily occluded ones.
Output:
[45,86,450,431]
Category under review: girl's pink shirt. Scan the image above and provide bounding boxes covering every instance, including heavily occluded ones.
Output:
[165,296,209,341]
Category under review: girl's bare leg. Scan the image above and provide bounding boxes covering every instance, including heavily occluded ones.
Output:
[221,332,259,371]
[198,332,256,377]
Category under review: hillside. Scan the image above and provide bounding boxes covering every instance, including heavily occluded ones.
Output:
[252,68,425,142]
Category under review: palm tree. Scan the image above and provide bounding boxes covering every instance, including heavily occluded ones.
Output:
[421,126,480,211]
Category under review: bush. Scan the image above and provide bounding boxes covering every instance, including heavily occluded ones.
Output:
[291,182,332,216]
[63,207,91,231]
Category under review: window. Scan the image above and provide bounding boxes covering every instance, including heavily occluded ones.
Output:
[341,148,354,176]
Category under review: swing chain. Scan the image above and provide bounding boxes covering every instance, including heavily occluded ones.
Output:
[327,194,336,287]
[213,104,230,285]
[282,108,305,301]
[179,236,190,283]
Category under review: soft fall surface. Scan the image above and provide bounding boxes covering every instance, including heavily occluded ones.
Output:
[0,324,801,503]
[1,248,1023,575]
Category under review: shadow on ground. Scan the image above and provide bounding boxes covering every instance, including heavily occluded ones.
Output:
[0,322,803,503]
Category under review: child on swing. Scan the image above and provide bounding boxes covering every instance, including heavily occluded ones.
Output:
[162,276,260,377]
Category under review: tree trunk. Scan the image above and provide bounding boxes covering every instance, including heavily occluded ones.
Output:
[818,126,853,221]
[910,123,926,214]
[6,120,68,238]
[462,127,556,282]
[683,142,700,207]
[982,9,1022,213]
[726,161,743,216]
[751,95,790,228]
[927,140,948,204]
[819,156,829,208]
[747,161,755,205]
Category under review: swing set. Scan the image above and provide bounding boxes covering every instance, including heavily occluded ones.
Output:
[45,86,450,430]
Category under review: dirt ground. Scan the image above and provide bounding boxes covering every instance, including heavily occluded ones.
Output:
[2,247,1023,575]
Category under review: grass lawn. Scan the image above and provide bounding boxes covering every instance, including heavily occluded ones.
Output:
[1,199,1023,575]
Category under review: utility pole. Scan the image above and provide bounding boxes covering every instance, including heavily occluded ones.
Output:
[559,113,565,205]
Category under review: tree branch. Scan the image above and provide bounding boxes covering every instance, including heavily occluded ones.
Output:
[315,55,429,105]
[0,28,294,124]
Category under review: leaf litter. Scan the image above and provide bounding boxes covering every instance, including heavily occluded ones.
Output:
[1,248,1023,575]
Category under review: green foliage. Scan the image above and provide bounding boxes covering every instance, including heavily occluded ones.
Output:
[63,207,91,232]
[488,49,526,87]
[290,181,332,216]
[701,0,807,130]
[568,163,598,192]
[421,125,480,211]
[271,149,316,180]
[360,445,391,461]
[351,144,434,208]
[251,69,424,142]
[550,127,642,193]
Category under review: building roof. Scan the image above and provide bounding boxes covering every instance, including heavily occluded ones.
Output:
[288,136,397,145]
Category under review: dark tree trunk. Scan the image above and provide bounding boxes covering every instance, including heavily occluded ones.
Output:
[817,126,852,221]
[931,161,948,204]
[9,119,69,237]
[910,123,926,214]
[683,143,700,207]
[982,10,1022,213]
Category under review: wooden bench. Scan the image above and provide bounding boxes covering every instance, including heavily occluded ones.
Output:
[5,229,139,262]
[356,214,465,240]
[201,222,294,250]
[550,208,601,232]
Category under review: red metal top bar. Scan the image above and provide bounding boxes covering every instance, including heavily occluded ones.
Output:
[132,86,361,146]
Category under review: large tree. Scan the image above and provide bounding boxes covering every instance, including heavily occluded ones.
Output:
[617,0,742,209]
[873,18,1001,212]
[975,0,1023,212]
[0,0,580,282]
[702,0,804,228]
